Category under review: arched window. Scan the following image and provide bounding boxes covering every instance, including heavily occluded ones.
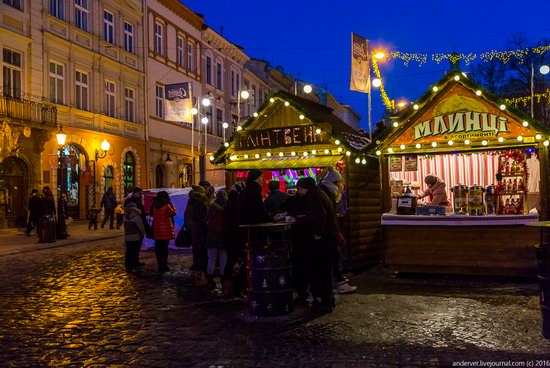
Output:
[178,163,192,188]
[155,164,164,188]
[123,152,135,197]
[104,165,114,192]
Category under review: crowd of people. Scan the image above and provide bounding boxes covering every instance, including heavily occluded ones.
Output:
[119,166,356,315]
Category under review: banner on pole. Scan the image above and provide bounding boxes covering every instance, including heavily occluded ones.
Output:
[164,83,193,123]
[350,33,370,93]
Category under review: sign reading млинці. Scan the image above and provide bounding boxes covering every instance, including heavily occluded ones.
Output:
[413,111,509,140]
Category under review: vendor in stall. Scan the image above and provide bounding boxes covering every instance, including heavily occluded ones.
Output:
[417,174,450,206]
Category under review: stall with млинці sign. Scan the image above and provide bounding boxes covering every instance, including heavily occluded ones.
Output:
[212,91,382,271]
[370,71,549,276]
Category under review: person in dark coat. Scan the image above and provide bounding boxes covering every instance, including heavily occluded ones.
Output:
[206,190,228,286]
[124,187,147,266]
[151,191,176,273]
[25,189,42,236]
[237,170,271,225]
[297,177,338,314]
[100,187,117,229]
[223,182,245,296]
[264,180,289,216]
[319,166,357,294]
[185,185,209,285]
[41,186,56,217]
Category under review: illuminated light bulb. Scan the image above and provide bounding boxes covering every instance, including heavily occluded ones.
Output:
[255,154,260,159]
[240,90,250,99]
[517,136,523,141]
[397,101,407,108]
[291,151,296,156]
[431,142,437,147]
[374,51,385,59]
[464,139,471,145]
[299,114,305,120]
[253,112,258,117]
[476,90,482,96]
[387,148,393,153]
[372,78,382,88]
[324,149,330,154]
[236,126,243,131]
[284,101,290,106]
[448,140,454,146]
[279,152,284,157]
[335,139,340,145]
[346,151,351,156]
[498,137,504,143]
[482,140,488,146]
[209,156,214,161]
[462,72,468,78]
[355,157,360,164]
[191,107,198,115]
[243,154,249,159]
[415,143,421,149]
[392,122,399,127]
[500,104,506,110]
[522,121,529,127]
[303,152,308,156]
[311,150,317,155]
[544,140,550,147]
[361,158,367,164]
[224,142,229,147]
[201,117,208,124]
[376,150,381,156]
[536,134,542,140]
[540,65,550,75]
[201,98,211,107]
[337,147,343,153]
[413,104,419,110]
[432,86,439,92]
[303,84,313,93]
[269,98,275,103]
[266,152,272,157]
[400,144,405,149]
[222,122,229,129]
[315,128,321,134]
[231,155,237,160]
[454,75,460,81]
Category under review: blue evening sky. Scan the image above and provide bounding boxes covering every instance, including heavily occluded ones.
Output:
[182,0,550,132]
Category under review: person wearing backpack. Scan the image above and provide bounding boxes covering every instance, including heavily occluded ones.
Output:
[205,189,228,287]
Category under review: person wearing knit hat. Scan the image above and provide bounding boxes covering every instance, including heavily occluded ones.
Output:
[246,169,263,183]
[237,169,270,225]
[418,174,450,206]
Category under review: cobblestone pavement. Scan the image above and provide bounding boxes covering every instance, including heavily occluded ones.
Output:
[0,238,549,367]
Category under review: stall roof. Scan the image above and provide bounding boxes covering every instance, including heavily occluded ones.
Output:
[368,71,548,155]
[213,90,370,168]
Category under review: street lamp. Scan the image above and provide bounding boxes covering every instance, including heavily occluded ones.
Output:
[93,138,110,207]
[222,122,229,142]
[531,63,549,118]
[236,89,252,128]
[55,125,67,240]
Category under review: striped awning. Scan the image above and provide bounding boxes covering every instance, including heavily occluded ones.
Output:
[224,155,343,170]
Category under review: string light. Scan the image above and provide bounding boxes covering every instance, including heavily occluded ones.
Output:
[299,114,305,120]
[536,134,542,140]
[335,139,341,145]
[387,148,393,153]
[269,98,275,103]
[355,157,360,164]
[209,156,214,161]
[376,150,381,156]
[243,154,249,159]
[361,158,367,164]
[482,140,488,146]
[266,152,272,157]
[345,151,351,156]
[464,139,471,145]
[337,147,343,153]
[544,140,550,147]
[448,140,454,146]
[432,86,439,92]
[454,75,460,81]
[315,128,321,134]
[324,149,330,154]
[279,152,284,157]
[224,142,229,147]
[311,150,317,155]
[284,101,290,106]
[303,151,308,156]
[431,142,437,147]
[498,137,504,143]
[253,112,258,117]
[517,136,523,141]
[522,121,529,127]
[371,55,394,111]
[400,144,406,149]
[413,104,419,110]
[392,122,399,127]
[255,154,260,158]
[415,143,421,149]
[236,126,243,131]
[291,151,296,156]
[499,104,506,110]
[476,90,482,96]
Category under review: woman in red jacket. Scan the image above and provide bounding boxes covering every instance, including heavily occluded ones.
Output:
[151,191,176,273]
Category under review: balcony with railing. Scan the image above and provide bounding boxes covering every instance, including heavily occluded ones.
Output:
[0,94,57,128]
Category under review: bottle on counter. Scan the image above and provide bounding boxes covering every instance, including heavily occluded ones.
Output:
[504,198,511,214]
[507,179,512,191]
[512,178,517,191]
[505,161,510,175]
[518,178,525,191]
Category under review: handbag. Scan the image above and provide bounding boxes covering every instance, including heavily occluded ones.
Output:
[175,226,192,248]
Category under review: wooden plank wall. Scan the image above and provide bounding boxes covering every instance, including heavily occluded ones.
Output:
[344,157,383,270]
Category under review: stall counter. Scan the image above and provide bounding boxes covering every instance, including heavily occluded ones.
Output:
[382,213,540,276]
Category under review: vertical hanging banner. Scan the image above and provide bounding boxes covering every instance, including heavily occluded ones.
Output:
[350,33,370,93]
[164,82,193,123]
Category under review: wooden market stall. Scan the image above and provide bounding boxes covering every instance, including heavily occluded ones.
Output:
[371,71,549,277]
[212,91,382,270]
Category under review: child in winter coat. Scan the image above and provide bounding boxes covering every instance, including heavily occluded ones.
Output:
[115,202,125,229]
[123,202,145,271]
[88,206,101,230]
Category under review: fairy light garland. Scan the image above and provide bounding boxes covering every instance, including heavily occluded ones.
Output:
[371,56,394,111]
[504,89,550,106]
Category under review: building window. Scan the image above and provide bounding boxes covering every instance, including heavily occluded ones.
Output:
[206,106,212,134]
[50,0,64,20]
[105,80,116,117]
[236,73,240,94]
[154,22,163,55]
[155,85,163,118]
[231,70,235,96]
[2,49,22,98]
[252,85,257,106]
[124,22,134,53]
[216,108,223,137]
[123,152,135,197]
[187,41,194,72]
[177,36,184,67]
[124,87,135,122]
[155,165,164,188]
[104,166,114,193]
[103,10,114,44]
[216,62,222,90]
[49,61,64,104]
[75,0,89,32]
[75,70,88,110]
[206,56,212,85]
[3,0,22,10]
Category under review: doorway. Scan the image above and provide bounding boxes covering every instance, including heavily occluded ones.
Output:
[0,157,29,228]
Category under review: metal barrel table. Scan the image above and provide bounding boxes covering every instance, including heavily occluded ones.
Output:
[526,221,550,339]
[240,222,293,317]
